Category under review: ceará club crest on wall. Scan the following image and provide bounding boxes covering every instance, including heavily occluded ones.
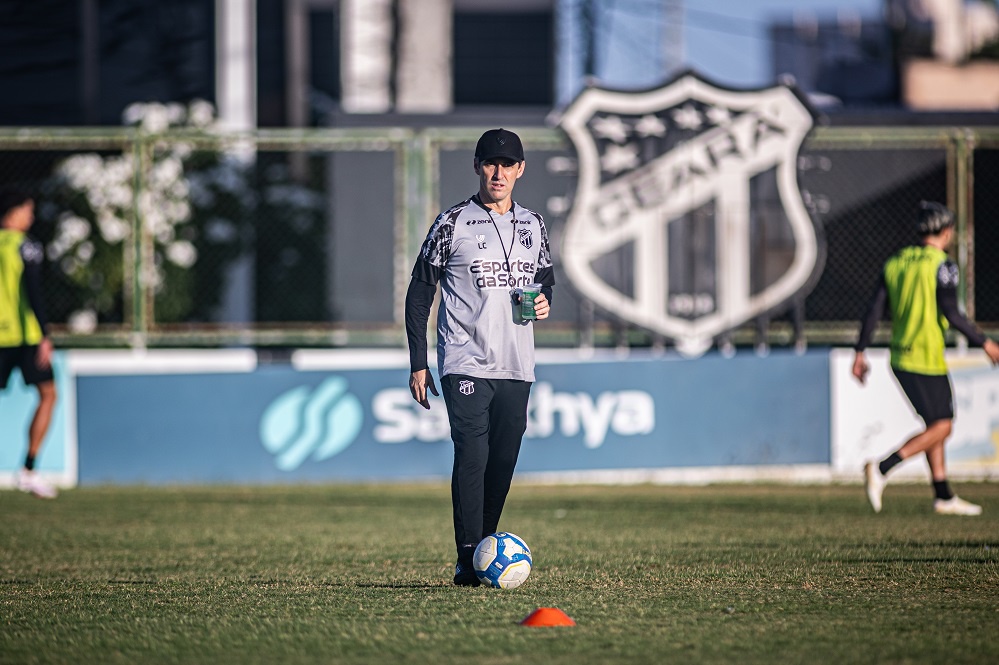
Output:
[557,71,822,357]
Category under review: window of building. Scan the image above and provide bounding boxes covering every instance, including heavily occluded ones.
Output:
[453,12,554,106]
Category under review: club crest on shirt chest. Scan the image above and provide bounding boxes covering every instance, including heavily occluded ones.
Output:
[517,228,533,249]
[557,71,823,356]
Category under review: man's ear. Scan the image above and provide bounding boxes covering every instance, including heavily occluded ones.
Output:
[473,158,480,175]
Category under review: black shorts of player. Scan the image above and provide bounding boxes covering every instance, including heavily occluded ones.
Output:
[0,345,54,389]
[891,367,954,424]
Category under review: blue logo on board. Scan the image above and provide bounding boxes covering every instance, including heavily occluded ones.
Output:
[259,377,364,471]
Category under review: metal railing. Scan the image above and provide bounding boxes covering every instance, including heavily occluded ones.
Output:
[1,124,996,351]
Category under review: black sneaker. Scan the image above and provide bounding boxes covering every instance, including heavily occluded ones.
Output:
[453,561,480,586]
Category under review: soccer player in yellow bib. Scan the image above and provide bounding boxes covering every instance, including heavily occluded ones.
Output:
[0,190,58,499]
[853,201,999,515]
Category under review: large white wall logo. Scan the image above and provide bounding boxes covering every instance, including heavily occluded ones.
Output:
[558,72,820,356]
[259,377,364,471]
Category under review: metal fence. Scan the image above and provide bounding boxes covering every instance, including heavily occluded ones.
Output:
[1,125,997,351]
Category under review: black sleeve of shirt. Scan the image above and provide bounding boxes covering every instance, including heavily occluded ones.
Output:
[21,245,49,336]
[405,259,441,373]
[937,283,988,347]
[411,256,443,286]
[534,265,555,306]
[855,275,887,352]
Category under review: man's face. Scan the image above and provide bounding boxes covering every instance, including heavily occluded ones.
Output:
[475,158,525,203]
[941,226,955,248]
[3,200,34,232]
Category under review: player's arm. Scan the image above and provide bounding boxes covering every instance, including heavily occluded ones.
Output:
[936,261,999,365]
[407,211,453,409]
[852,274,888,384]
[406,260,441,409]
[21,239,53,369]
[531,214,555,320]
[531,265,554,320]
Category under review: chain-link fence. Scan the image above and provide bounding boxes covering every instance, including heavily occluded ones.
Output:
[972,140,999,325]
[799,132,950,344]
[0,125,996,350]
[801,128,999,347]
[1,128,413,347]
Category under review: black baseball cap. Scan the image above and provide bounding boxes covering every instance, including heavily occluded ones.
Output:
[916,201,955,235]
[475,128,524,162]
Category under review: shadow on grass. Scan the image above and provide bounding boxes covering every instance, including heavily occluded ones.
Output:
[904,540,996,549]
[837,557,995,564]
[355,582,447,590]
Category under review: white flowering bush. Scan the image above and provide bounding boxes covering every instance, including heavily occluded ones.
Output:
[48,99,328,331]
[48,99,320,330]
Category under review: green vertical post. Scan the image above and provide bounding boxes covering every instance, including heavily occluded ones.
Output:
[952,130,973,319]
[129,134,150,349]
[398,131,435,345]
[400,131,433,306]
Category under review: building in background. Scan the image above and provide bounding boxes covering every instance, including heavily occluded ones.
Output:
[770,12,898,109]
[888,0,999,110]
[771,0,999,112]
[269,0,683,126]
[0,0,681,129]
[1,0,217,126]
[5,0,998,129]
[1,0,998,350]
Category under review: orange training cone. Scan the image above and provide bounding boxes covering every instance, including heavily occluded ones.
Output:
[520,607,576,627]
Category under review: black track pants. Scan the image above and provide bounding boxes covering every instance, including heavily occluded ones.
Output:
[441,374,531,562]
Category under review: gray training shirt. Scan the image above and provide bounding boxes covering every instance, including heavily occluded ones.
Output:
[414,196,554,382]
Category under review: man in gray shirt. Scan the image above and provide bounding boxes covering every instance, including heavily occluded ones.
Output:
[405,128,554,586]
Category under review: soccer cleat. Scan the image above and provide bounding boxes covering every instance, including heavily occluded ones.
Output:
[933,496,982,516]
[864,462,886,513]
[453,561,480,587]
[16,469,58,499]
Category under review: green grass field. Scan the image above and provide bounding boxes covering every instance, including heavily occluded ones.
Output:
[2,481,998,664]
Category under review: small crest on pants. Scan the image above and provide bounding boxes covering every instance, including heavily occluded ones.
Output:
[459,380,475,395]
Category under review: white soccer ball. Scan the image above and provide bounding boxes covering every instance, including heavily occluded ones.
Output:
[473,532,533,589]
